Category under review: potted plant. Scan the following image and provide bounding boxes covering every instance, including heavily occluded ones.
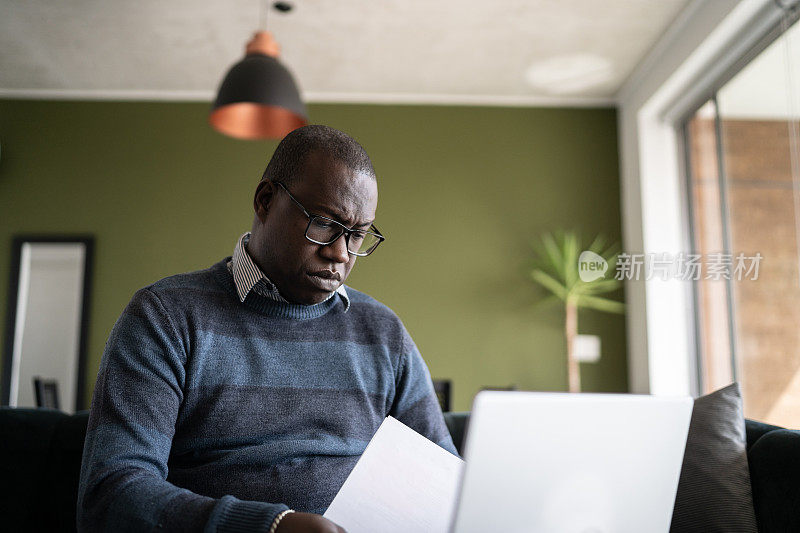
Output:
[528,231,624,392]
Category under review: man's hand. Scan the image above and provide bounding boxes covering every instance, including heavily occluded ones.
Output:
[275,512,347,533]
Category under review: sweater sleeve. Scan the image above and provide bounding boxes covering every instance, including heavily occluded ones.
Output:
[77,288,289,532]
[389,326,459,457]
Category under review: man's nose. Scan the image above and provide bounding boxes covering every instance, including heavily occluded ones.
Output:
[320,233,350,263]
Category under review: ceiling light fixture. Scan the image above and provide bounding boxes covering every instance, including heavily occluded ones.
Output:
[209,1,307,140]
[524,54,614,96]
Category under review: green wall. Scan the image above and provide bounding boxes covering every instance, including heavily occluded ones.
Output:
[0,100,627,411]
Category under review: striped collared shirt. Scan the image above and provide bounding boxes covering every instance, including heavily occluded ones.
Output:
[227,232,350,312]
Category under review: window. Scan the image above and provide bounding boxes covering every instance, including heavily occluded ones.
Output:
[684,15,800,427]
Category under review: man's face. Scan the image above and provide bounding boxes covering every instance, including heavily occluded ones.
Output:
[249,151,378,305]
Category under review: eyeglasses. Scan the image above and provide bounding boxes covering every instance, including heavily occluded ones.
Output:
[275,181,385,257]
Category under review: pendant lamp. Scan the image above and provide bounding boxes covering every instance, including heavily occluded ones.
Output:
[209,30,307,140]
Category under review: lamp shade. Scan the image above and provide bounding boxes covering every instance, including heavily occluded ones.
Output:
[210,31,307,140]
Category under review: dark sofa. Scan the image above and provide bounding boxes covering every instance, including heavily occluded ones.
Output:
[2,407,798,532]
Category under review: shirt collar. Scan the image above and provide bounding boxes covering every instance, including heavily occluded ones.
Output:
[228,232,350,312]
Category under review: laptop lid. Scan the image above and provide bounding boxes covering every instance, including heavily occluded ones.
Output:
[449,391,692,533]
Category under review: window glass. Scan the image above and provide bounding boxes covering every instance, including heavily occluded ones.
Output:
[687,17,800,427]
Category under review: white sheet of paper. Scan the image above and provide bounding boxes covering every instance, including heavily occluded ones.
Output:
[323,416,464,533]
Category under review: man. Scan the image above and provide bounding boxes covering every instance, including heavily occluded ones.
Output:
[77,125,457,533]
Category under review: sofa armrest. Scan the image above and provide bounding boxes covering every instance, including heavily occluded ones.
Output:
[748,428,800,532]
[443,411,469,456]
[745,418,783,450]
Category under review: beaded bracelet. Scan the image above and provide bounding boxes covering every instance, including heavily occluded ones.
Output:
[269,509,295,533]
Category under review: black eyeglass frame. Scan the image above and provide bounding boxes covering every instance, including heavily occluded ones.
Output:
[274,181,385,257]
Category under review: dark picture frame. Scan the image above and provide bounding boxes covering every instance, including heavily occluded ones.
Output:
[2,235,94,411]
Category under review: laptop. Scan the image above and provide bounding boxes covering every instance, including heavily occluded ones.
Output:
[449,391,693,533]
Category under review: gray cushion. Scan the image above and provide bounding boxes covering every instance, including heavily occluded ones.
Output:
[669,383,757,532]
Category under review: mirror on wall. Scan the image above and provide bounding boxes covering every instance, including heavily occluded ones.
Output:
[2,236,94,413]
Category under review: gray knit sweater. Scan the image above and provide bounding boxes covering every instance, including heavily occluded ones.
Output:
[77,258,457,532]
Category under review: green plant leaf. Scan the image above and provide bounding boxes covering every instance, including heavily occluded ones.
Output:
[588,233,608,254]
[531,294,561,309]
[578,279,622,295]
[541,233,565,281]
[527,230,625,315]
[529,270,568,301]
[578,294,625,314]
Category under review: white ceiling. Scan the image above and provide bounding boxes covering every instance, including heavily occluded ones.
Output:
[0,0,691,106]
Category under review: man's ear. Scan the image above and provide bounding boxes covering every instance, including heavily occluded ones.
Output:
[253,180,275,222]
